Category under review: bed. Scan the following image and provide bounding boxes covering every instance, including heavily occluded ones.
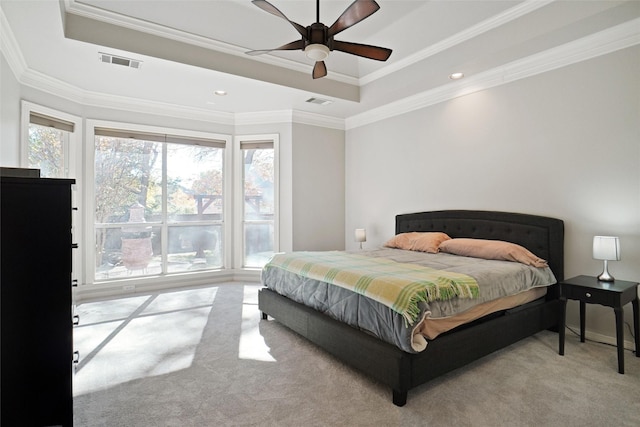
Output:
[258,210,564,406]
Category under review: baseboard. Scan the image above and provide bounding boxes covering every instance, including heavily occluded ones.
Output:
[74,269,261,304]
[565,323,637,352]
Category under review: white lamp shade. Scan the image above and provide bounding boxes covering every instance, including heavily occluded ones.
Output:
[354,228,366,243]
[593,236,620,261]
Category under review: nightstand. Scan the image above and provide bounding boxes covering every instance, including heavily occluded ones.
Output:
[559,275,640,374]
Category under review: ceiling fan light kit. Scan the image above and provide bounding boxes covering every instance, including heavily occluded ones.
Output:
[305,44,330,61]
[247,0,392,79]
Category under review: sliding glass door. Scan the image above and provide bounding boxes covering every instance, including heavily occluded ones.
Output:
[166,143,224,273]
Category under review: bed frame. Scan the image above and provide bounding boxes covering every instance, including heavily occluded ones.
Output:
[259,210,564,406]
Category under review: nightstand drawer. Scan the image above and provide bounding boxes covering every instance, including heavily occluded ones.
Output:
[562,285,615,306]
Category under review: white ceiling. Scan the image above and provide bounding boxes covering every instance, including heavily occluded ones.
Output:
[2,0,639,121]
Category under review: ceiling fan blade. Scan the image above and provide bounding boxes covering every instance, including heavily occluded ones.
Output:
[327,0,380,37]
[332,40,391,61]
[246,39,305,56]
[312,61,327,79]
[252,0,307,39]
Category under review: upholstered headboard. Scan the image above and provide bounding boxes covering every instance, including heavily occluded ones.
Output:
[395,210,564,281]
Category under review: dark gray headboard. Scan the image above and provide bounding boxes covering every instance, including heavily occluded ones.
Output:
[395,210,564,281]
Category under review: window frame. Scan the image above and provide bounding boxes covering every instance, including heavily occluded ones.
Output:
[233,134,279,269]
[20,101,82,179]
[86,119,233,285]
[20,101,83,286]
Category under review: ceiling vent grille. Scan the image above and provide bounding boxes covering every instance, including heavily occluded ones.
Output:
[305,97,332,106]
[99,52,142,69]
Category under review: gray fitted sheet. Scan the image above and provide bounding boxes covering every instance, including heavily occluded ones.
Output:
[261,248,557,353]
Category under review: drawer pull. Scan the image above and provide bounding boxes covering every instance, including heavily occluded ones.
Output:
[73,314,80,326]
[73,351,80,364]
[586,292,592,298]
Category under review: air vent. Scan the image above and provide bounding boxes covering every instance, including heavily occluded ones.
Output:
[99,52,142,69]
[305,97,332,106]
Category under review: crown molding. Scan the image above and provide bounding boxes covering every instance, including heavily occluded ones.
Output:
[292,110,344,130]
[65,1,245,57]
[359,0,554,85]
[233,110,343,130]
[346,17,640,130]
[19,67,86,104]
[83,91,236,125]
[0,8,27,78]
[17,66,236,125]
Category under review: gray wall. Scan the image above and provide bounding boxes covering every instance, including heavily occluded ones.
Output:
[292,123,345,251]
[346,45,640,343]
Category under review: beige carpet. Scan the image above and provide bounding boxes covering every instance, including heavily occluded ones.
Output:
[73,283,640,426]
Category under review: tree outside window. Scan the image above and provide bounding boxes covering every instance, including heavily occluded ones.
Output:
[28,124,67,178]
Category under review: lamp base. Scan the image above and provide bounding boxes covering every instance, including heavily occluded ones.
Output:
[597,272,615,282]
[597,260,615,282]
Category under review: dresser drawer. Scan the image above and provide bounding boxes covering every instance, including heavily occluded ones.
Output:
[562,285,615,306]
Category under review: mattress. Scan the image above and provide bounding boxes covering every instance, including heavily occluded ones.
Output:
[261,248,557,353]
[419,286,547,339]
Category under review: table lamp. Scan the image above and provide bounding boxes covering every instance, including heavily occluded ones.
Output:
[355,228,366,250]
[592,236,620,282]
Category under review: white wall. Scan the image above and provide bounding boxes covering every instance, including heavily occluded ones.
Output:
[346,45,640,344]
[1,53,20,165]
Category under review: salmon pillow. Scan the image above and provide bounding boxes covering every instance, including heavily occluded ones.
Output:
[384,232,451,254]
[438,238,548,267]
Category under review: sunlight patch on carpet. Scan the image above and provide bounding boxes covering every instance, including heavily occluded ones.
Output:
[239,285,276,362]
[74,287,217,395]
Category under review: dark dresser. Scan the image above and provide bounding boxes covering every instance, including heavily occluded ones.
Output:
[1,173,75,426]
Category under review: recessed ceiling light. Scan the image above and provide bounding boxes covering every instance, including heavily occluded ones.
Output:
[214,90,227,96]
[449,72,464,80]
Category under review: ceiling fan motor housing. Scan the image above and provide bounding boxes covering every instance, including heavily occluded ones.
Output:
[307,23,329,46]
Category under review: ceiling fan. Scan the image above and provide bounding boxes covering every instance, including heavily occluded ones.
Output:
[246,0,392,79]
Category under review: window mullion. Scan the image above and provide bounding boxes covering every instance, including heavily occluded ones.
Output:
[161,143,168,274]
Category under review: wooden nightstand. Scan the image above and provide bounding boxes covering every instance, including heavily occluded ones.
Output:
[559,275,640,373]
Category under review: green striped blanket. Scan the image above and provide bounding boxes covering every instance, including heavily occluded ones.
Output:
[264,251,479,325]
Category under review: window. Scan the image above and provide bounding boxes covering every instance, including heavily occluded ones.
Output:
[22,102,79,179]
[21,102,83,286]
[92,125,229,281]
[235,136,278,268]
